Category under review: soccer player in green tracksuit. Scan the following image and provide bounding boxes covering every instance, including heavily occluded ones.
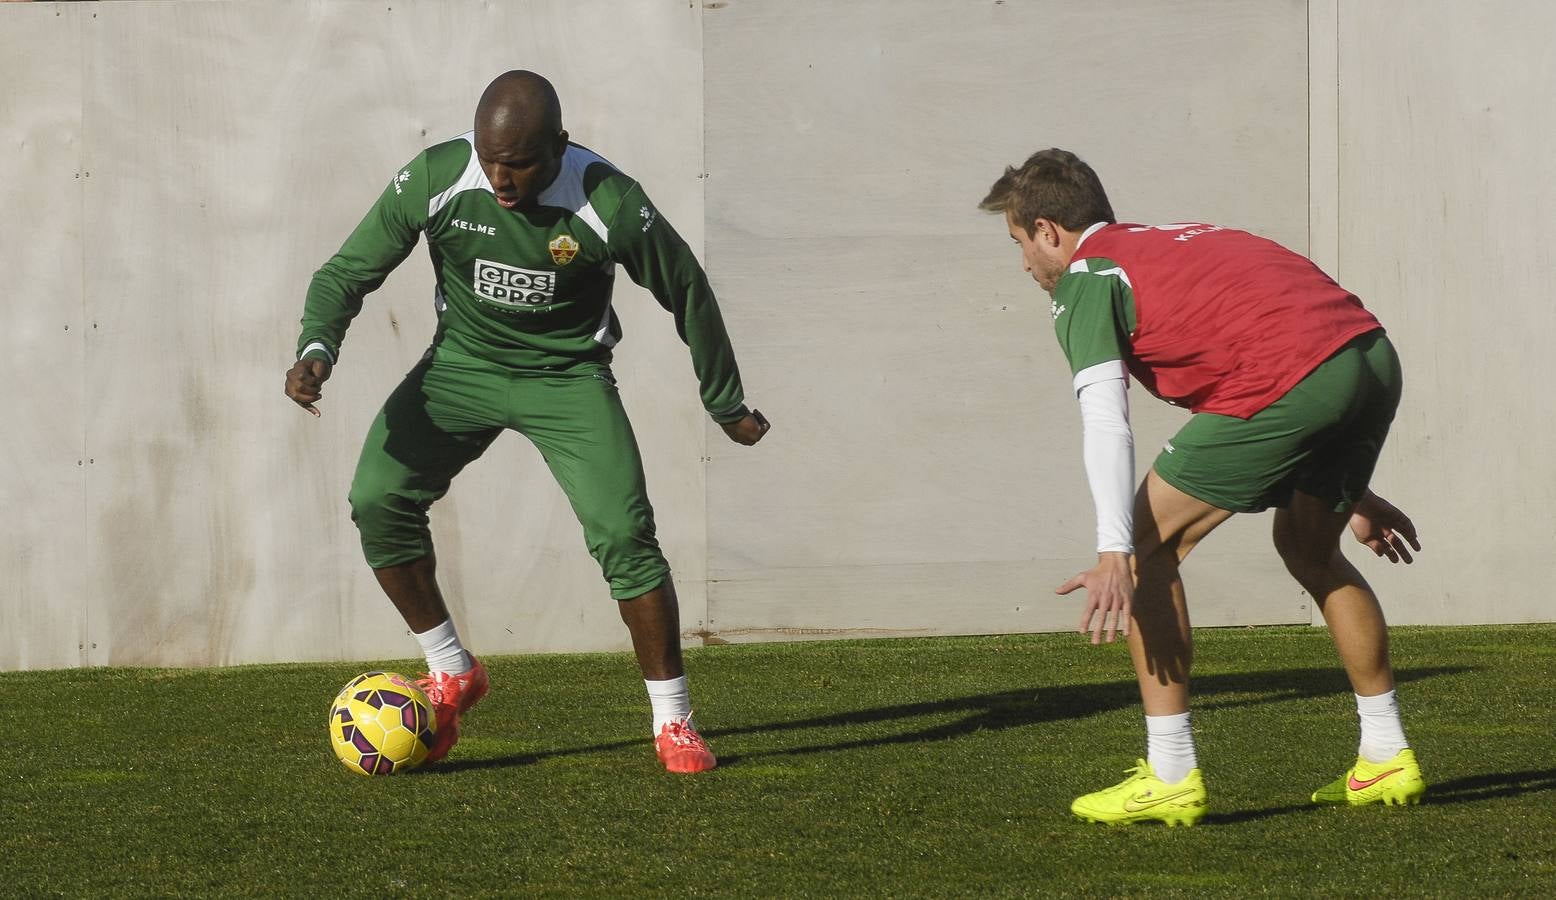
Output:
[981,149,1426,825]
[285,71,769,772]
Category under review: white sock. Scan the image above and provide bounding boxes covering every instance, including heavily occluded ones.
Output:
[1356,689,1408,763]
[1146,712,1198,785]
[645,675,692,733]
[412,619,473,676]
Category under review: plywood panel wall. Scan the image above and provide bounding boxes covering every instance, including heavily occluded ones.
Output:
[1335,1,1556,625]
[3,0,710,668]
[701,0,1314,641]
[0,4,90,670]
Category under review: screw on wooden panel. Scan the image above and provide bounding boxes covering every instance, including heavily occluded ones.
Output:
[77,460,83,466]
[64,324,69,330]
[91,642,97,649]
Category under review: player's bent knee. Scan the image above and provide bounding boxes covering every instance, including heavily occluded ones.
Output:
[356,521,433,569]
[349,484,433,567]
[1273,520,1316,565]
[609,568,672,602]
[1134,541,1183,580]
[586,519,668,600]
[348,483,398,529]
[1275,539,1348,594]
[583,510,655,557]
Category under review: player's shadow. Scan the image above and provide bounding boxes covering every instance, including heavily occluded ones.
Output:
[710,664,1467,766]
[1423,768,1556,804]
[409,741,634,775]
[1203,767,1556,824]
[427,664,1468,775]
[419,735,645,775]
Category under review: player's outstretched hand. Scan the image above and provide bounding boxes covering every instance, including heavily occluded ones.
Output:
[285,357,333,417]
[721,409,770,446]
[1348,490,1421,564]
[1056,551,1134,645]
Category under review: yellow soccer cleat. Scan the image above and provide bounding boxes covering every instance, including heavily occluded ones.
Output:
[1311,748,1426,806]
[1071,759,1208,827]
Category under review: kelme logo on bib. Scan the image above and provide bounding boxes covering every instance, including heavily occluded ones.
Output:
[548,234,579,266]
[473,259,556,308]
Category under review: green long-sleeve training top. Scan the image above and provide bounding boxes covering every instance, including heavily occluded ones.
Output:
[296,134,749,423]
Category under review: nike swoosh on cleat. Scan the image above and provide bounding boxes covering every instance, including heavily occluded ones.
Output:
[1348,767,1404,791]
[1122,788,1199,812]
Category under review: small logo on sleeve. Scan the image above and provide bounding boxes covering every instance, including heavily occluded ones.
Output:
[473,259,556,309]
[1050,300,1067,321]
[392,169,411,195]
[549,234,579,265]
[639,205,657,232]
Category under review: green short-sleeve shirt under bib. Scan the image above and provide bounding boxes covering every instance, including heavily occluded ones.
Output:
[1051,257,1137,380]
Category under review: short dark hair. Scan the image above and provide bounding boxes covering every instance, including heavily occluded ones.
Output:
[979,149,1115,235]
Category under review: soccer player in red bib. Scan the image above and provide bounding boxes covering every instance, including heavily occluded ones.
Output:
[981,149,1426,825]
[286,72,770,772]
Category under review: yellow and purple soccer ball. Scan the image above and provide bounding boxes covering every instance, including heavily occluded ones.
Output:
[327,671,437,776]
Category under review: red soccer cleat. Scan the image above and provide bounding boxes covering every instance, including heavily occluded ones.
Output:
[654,716,717,774]
[416,657,490,763]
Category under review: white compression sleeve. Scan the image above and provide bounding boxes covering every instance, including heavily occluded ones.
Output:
[1076,375,1134,553]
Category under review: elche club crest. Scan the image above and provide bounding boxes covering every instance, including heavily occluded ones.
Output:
[549,234,579,266]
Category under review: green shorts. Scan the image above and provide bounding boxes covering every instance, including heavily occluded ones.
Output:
[347,347,670,600]
[1152,330,1401,513]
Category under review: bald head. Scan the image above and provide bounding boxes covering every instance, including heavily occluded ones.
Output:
[473,71,568,209]
[475,70,563,138]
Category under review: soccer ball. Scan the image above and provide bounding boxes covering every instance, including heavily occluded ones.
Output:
[327,671,437,776]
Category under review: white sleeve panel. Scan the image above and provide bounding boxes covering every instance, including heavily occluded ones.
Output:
[1072,359,1128,395]
[1077,376,1134,554]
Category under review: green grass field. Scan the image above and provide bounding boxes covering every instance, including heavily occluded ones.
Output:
[3,625,1554,897]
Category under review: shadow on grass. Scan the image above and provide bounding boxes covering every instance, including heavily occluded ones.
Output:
[712,664,1468,765]
[1199,767,1556,824]
[414,752,551,774]
[411,743,638,775]
[425,664,1469,776]
[1425,768,1556,804]
[1204,803,1321,825]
